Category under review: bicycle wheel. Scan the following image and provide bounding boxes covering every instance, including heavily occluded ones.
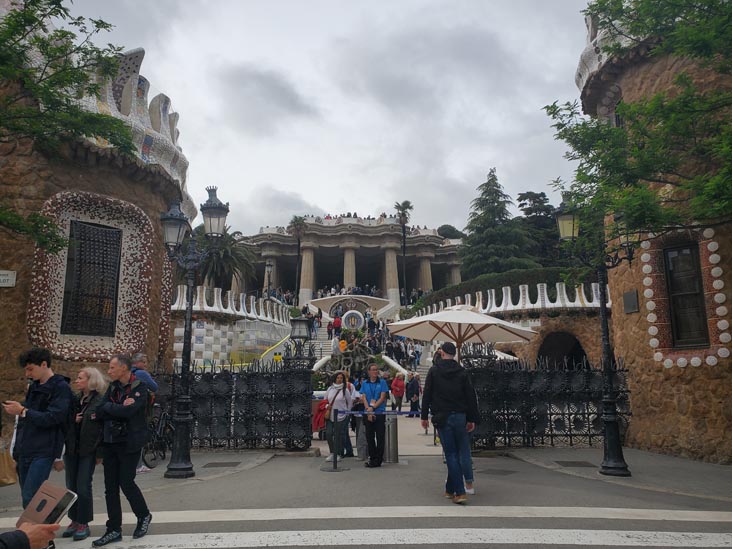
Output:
[142,435,160,468]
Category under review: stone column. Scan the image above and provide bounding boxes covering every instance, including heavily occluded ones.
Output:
[343,247,356,289]
[384,247,400,308]
[299,247,315,306]
[419,257,433,291]
[449,264,462,285]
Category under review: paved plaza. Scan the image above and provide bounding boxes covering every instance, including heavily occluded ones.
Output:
[1,421,731,548]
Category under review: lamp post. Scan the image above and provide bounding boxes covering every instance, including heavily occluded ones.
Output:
[265,259,273,300]
[160,186,229,479]
[556,204,631,477]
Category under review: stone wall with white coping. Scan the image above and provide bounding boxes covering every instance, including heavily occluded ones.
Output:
[170,285,291,363]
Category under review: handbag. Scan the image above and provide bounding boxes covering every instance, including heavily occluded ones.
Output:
[0,439,18,487]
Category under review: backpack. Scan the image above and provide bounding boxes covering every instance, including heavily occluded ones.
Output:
[129,378,155,424]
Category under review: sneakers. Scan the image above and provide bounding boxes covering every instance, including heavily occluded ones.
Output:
[444,492,454,498]
[73,525,90,541]
[325,454,334,462]
[452,494,468,504]
[92,530,122,547]
[62,521,79,538]
[465,482,476,495]
[136,465,152,474]
[133,513,153,539]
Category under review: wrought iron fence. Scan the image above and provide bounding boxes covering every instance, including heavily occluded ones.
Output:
[152,359,313,450]
[461,344,630,449]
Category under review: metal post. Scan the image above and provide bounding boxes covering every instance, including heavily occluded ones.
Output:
[165,265,196,479]
[597,263,631,477]
[384,414,399,463]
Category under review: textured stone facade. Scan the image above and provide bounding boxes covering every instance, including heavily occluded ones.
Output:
[579,28,732,462]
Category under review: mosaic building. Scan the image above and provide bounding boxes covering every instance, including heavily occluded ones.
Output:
[576,16,732,462]
[0,31,194,429]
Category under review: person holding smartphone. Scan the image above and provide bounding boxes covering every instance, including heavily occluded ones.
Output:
[0,523,59,549]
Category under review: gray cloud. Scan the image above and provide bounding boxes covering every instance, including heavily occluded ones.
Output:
[215,64,319,135]
[226,186,326,235]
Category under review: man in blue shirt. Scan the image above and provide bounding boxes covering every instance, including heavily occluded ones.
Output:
[360,363,388,468]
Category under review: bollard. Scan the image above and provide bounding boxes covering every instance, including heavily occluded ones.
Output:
[384,414,399,463]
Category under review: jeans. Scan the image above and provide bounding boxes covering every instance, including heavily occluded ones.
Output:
[102,444,150,531]
[17,456,54,508]
[437,412,470,496]
[363,414,386,465]
[325,419,349,456]
[65,454,97,524]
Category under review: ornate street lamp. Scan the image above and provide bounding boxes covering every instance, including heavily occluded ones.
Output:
[161,187,229,479]
[265,259,273,300]
[557,203,632,477]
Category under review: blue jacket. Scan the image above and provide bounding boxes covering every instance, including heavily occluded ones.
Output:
[131,367,158,392]
[14,374,72,460]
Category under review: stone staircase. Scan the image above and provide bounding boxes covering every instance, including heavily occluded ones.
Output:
[311,322,333,359]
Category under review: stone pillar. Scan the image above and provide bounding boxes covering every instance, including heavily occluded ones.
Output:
[419,257,433,291]
[299,247,315,306]
[449,264,462,285]
[343,248,356,289]
[385,247,400,308]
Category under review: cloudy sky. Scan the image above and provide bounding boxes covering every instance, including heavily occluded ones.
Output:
[69,0,590,235]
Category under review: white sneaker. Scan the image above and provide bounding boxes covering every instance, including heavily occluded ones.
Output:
[136,465,152,474]
[325,455,334,462]
[465,483,475,495]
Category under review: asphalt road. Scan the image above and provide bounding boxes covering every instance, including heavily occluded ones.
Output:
[3,451,730,548]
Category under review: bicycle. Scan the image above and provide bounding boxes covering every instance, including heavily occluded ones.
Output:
[142,404,175,468]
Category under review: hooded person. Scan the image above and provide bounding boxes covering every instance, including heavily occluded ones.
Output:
[420,342,480,504]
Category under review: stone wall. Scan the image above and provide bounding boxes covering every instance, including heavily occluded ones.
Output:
[0,138,182,439]
[610,225,732,463]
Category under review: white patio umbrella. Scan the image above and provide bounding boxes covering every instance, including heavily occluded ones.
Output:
[387,305,535,360]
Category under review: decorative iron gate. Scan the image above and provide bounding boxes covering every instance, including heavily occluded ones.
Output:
[153,360,313,450]
[462,345,630,449]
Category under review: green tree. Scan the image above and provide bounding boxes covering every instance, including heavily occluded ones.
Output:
[437,224,466,240]
[545,0,732,249]
[515,191,562,267]
[460,169,541,278]
[287,215,307,305]
[0,0,135,251]
[394,200,414,302]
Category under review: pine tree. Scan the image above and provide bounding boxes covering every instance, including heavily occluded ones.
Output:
[460,169,541,278]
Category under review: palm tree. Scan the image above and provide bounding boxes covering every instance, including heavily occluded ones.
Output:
[394,200,414,305]
[287,215,307,305]
[178,225,255,293]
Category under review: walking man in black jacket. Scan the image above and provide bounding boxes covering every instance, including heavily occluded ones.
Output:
[92,354,152,546]
[420,342,480,504]
[2,348,72,509]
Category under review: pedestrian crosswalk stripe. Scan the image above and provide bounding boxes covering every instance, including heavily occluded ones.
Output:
[52,528,732,547]
[2,505,732,529]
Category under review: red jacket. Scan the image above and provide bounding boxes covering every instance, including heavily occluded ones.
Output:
[391,377,406,398]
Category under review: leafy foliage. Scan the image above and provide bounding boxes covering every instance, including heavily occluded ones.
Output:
[394,200,414,295]
[546,0,732,265]
[287,215,307,303]
[0,0,135,252]
[437,224,466,240]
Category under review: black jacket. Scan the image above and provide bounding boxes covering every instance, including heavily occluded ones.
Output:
[13,374,72,460]
[96,378,150,453]
[406,377,420,400]
[65,391,105,457]
[420,359,480,424]
[0,529,29,549]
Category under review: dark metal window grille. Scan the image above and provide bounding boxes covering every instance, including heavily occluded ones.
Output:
[61,221,122,336]
[664,243,708,348]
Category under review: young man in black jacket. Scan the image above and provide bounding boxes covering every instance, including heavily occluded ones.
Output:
[420,342,480,504]
[92,354,152,546]
[2,348,72,509]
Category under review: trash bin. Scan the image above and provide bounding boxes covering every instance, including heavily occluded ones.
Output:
[384,414,399,463]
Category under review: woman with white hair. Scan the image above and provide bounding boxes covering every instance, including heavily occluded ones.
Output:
[61,367,108,541]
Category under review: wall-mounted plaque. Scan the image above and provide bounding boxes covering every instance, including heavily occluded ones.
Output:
[0,270,16,287]
[623,290,639,314]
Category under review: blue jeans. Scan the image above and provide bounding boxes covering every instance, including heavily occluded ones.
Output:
[437,412,471,496]
[17,456,54,508]
[65,454,97,524]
